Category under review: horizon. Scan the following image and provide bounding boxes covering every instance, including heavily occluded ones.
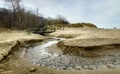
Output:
[0,0,120,28]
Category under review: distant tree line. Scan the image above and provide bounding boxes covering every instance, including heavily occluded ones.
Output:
[0,0,69,30]
[0,0,97,30]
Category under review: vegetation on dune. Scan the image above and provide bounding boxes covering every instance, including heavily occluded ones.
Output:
[67,23,97,28]
[53,23,97,28]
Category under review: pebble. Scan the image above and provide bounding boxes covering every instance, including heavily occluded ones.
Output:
[87,67,94,70]
[75,66,82,70]
[23,41,120,70]
[35,55,120,70]
[106,64,117,69]
[83,65,88,69]
[67,66,73,70]
[29,67,36,72]
[57,65,67,70]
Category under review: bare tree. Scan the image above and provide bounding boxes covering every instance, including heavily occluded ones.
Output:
[4,0,22,12]
[1,0,70,30]
[2,0,23,29]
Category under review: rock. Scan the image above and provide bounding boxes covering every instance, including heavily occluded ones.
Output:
[51,66,56,69]
[41,64,45,67]
[87,67,94,70]
[106,64,116,69]
[83,65,88,69]
[99,65,107,69]
[58,66,67,70]
[29,67,36,72]
[62,66,67,70]
[67,67,73,70]
[75,66,82,70]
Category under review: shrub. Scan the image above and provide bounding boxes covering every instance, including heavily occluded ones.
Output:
[66,23,97,28]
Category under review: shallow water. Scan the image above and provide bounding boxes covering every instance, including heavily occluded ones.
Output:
[19,38,120,70]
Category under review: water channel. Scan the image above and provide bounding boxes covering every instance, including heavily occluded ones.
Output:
[18,38,120,70]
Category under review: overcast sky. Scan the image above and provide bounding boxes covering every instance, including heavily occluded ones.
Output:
[0,0,120,28]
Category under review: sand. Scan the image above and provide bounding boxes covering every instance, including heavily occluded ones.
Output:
[0,29,45,61]
[1,28,120,74]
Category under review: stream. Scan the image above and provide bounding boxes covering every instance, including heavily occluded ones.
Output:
[19,38,120,70]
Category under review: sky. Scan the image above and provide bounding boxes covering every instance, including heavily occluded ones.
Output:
[0,0,120,28]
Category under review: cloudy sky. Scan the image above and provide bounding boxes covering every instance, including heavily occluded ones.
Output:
[0,0,120,28]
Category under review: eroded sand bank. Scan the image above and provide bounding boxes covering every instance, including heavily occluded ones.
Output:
[0,29,45,61]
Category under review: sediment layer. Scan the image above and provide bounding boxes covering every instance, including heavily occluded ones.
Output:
[57,38,120,57]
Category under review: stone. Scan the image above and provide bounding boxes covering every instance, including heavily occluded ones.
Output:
[87,67,94,70]
[62,66,67,70]
[51,66,56,69]
[67,66,73,70]
[75,66,82,70]
[29,67,36,72]
[83,65,88,69]
[58,66,67,70]
[41,64,45,67]
[106,64,116,69]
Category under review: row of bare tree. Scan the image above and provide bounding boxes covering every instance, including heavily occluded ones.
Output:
[0,0,69,30]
